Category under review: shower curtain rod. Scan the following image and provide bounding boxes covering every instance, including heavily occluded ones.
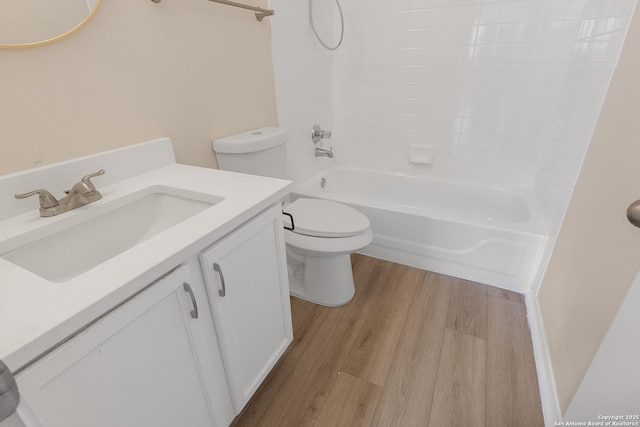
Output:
[150,0,274,21]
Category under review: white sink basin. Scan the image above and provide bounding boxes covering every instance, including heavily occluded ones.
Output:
[1,186,223,282]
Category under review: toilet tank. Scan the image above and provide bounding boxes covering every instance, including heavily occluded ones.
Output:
[212,127,288,179]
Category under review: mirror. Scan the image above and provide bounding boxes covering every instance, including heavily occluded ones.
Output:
[0,0,102,48]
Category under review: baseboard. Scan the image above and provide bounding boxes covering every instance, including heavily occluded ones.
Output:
[525,292,562,426]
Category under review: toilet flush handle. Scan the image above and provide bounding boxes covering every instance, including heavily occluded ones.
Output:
[282,211,295,231]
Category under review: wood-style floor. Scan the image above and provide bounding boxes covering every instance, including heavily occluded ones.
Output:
[232,254,544,427]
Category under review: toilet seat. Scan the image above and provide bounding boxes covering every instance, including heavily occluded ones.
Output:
[283,198,373,256]
[284,198,370,238]
[285,228,373,255]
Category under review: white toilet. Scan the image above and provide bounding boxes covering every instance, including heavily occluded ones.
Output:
[213,127,373,306]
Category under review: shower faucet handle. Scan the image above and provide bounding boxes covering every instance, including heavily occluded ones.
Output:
[312,124,332,144]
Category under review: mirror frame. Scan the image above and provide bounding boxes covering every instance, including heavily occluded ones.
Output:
[0,0,103,49]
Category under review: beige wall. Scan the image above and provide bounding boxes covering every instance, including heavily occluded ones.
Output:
[0,0,90,45]
[539,4,640,413]
[0,0,277,175]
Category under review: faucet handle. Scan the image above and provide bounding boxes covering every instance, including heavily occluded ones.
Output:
[312,125,332,144]
[80,169,105,192]
[15,189,59,208]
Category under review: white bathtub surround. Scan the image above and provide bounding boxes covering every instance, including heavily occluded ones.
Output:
[270,0,638,239]
[293,168,548,293]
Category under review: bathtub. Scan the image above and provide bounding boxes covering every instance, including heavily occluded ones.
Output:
[291,168,549,293]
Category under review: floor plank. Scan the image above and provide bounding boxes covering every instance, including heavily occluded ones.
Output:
[314,372,381,427]
[446,277,488,339]
[341,261,423,385]
[428,328,486,427]
[370,271,453,427]
[487,285,525,303]
[486,297,544,427]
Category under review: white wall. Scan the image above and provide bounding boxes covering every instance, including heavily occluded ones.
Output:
[271,0,636,237]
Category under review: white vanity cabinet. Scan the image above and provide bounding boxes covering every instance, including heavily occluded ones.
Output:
[200,203,293,412]
[0,138,295,427]
[14,203,293,427]
[16,263,234,427]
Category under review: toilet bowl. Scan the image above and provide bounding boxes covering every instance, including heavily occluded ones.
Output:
[283,198,373,306]
[212,127,373,307]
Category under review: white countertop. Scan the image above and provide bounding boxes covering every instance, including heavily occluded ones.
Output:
[0,160,291,373]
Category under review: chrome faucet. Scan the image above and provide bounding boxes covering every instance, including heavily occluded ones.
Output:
[15,170,105,217]
[315,147,334,158]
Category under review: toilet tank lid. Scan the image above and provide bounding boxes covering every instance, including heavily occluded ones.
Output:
[213,127,289,154]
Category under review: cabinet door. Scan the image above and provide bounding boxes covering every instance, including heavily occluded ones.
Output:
[17,265,221,427]
[201,204,293,412]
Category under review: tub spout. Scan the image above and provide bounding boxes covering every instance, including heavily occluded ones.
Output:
[315,147,334,158]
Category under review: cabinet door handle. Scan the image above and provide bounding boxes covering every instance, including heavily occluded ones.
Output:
[213,263,226,297]
[183,282,199,319]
